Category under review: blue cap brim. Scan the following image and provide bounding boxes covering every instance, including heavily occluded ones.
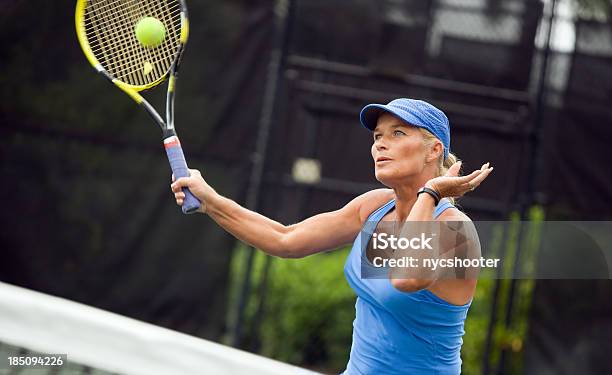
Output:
[359,104,422,131]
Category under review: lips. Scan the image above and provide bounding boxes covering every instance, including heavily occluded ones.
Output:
[376,156,392,162]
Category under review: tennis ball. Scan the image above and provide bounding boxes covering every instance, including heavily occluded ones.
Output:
[135,17,166,48]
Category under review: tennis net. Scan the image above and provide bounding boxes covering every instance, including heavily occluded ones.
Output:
[0,282,320,375]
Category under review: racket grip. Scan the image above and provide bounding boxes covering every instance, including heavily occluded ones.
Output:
[164,136,201,214]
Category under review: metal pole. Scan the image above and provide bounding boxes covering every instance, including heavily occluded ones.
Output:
[231,0,294,349]
[482,226,510,375]
[496,0,557,372]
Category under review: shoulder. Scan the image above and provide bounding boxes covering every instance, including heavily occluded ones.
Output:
[330,188,392,229]
[353,188,394,224]
[436,204,471,222]
[435,205,480,255]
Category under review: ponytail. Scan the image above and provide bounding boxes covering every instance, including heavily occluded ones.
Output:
[419,128,461,205]
[440,152,460,205]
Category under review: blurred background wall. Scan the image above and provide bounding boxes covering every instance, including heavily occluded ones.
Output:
[1,0,611,374]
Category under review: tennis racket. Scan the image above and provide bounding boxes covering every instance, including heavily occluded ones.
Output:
[75,0,201,214]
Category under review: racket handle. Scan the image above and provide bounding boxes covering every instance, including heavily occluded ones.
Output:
[163,136,201,214]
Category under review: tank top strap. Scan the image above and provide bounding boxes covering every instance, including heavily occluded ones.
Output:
[361,199,395,237]
[366,197,455,224]
[433,198,455,219]
[365,199,396,222]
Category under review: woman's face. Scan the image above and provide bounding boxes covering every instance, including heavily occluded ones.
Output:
[371,113,429,186]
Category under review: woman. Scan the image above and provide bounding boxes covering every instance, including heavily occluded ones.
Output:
[171,98,493,374]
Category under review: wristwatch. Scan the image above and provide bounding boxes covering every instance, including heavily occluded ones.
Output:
[417,186,441,206]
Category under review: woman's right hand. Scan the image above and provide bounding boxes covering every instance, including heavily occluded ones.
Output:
[171,168,214,214]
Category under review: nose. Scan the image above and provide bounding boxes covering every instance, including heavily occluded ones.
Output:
[374,138,388,151]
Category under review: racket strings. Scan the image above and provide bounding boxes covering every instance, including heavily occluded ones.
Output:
[87,0,181,84]
[111,0,179,79]
[83,0,182,87]
[87,0,181,64]
[90,1,144,84]
[87,0,143,75]
[135,0,180,80]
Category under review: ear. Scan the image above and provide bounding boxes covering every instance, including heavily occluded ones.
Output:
[426,141,443,163]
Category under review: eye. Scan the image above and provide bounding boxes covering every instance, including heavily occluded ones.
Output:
[373,133,382,141]
[393,130,405,136]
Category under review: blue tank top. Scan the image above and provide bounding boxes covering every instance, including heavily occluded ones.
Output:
[342,199,471,375]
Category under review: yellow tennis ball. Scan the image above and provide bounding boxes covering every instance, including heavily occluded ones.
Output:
[135,17,166,47]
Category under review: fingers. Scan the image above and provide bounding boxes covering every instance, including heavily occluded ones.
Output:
[170,168,205,207]
[455,162,491,183]
[468,164,493,188]
[170,177,189,193]
[428,162,493,198]
[445,161,462,177]
[171,171,199,190]
[455,168,483,184]
[449,162,492,195]
[461,163,493,194]
[170,169,202,191]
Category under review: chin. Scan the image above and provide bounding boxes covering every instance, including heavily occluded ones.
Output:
[375,170,398,188]
[375,168,417,187]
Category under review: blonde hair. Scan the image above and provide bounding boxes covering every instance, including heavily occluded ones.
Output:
[419,128,460,204]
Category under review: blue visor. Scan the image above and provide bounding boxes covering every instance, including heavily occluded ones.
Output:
[360,98,451,159]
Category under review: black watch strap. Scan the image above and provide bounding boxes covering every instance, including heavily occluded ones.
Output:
[417,187,441,206]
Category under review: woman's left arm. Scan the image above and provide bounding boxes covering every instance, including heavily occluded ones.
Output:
[390,161,492,291]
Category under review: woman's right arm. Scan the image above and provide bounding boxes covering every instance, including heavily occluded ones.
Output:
[171,169,389,259]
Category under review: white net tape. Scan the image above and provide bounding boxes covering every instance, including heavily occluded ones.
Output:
[0,282,319,375]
